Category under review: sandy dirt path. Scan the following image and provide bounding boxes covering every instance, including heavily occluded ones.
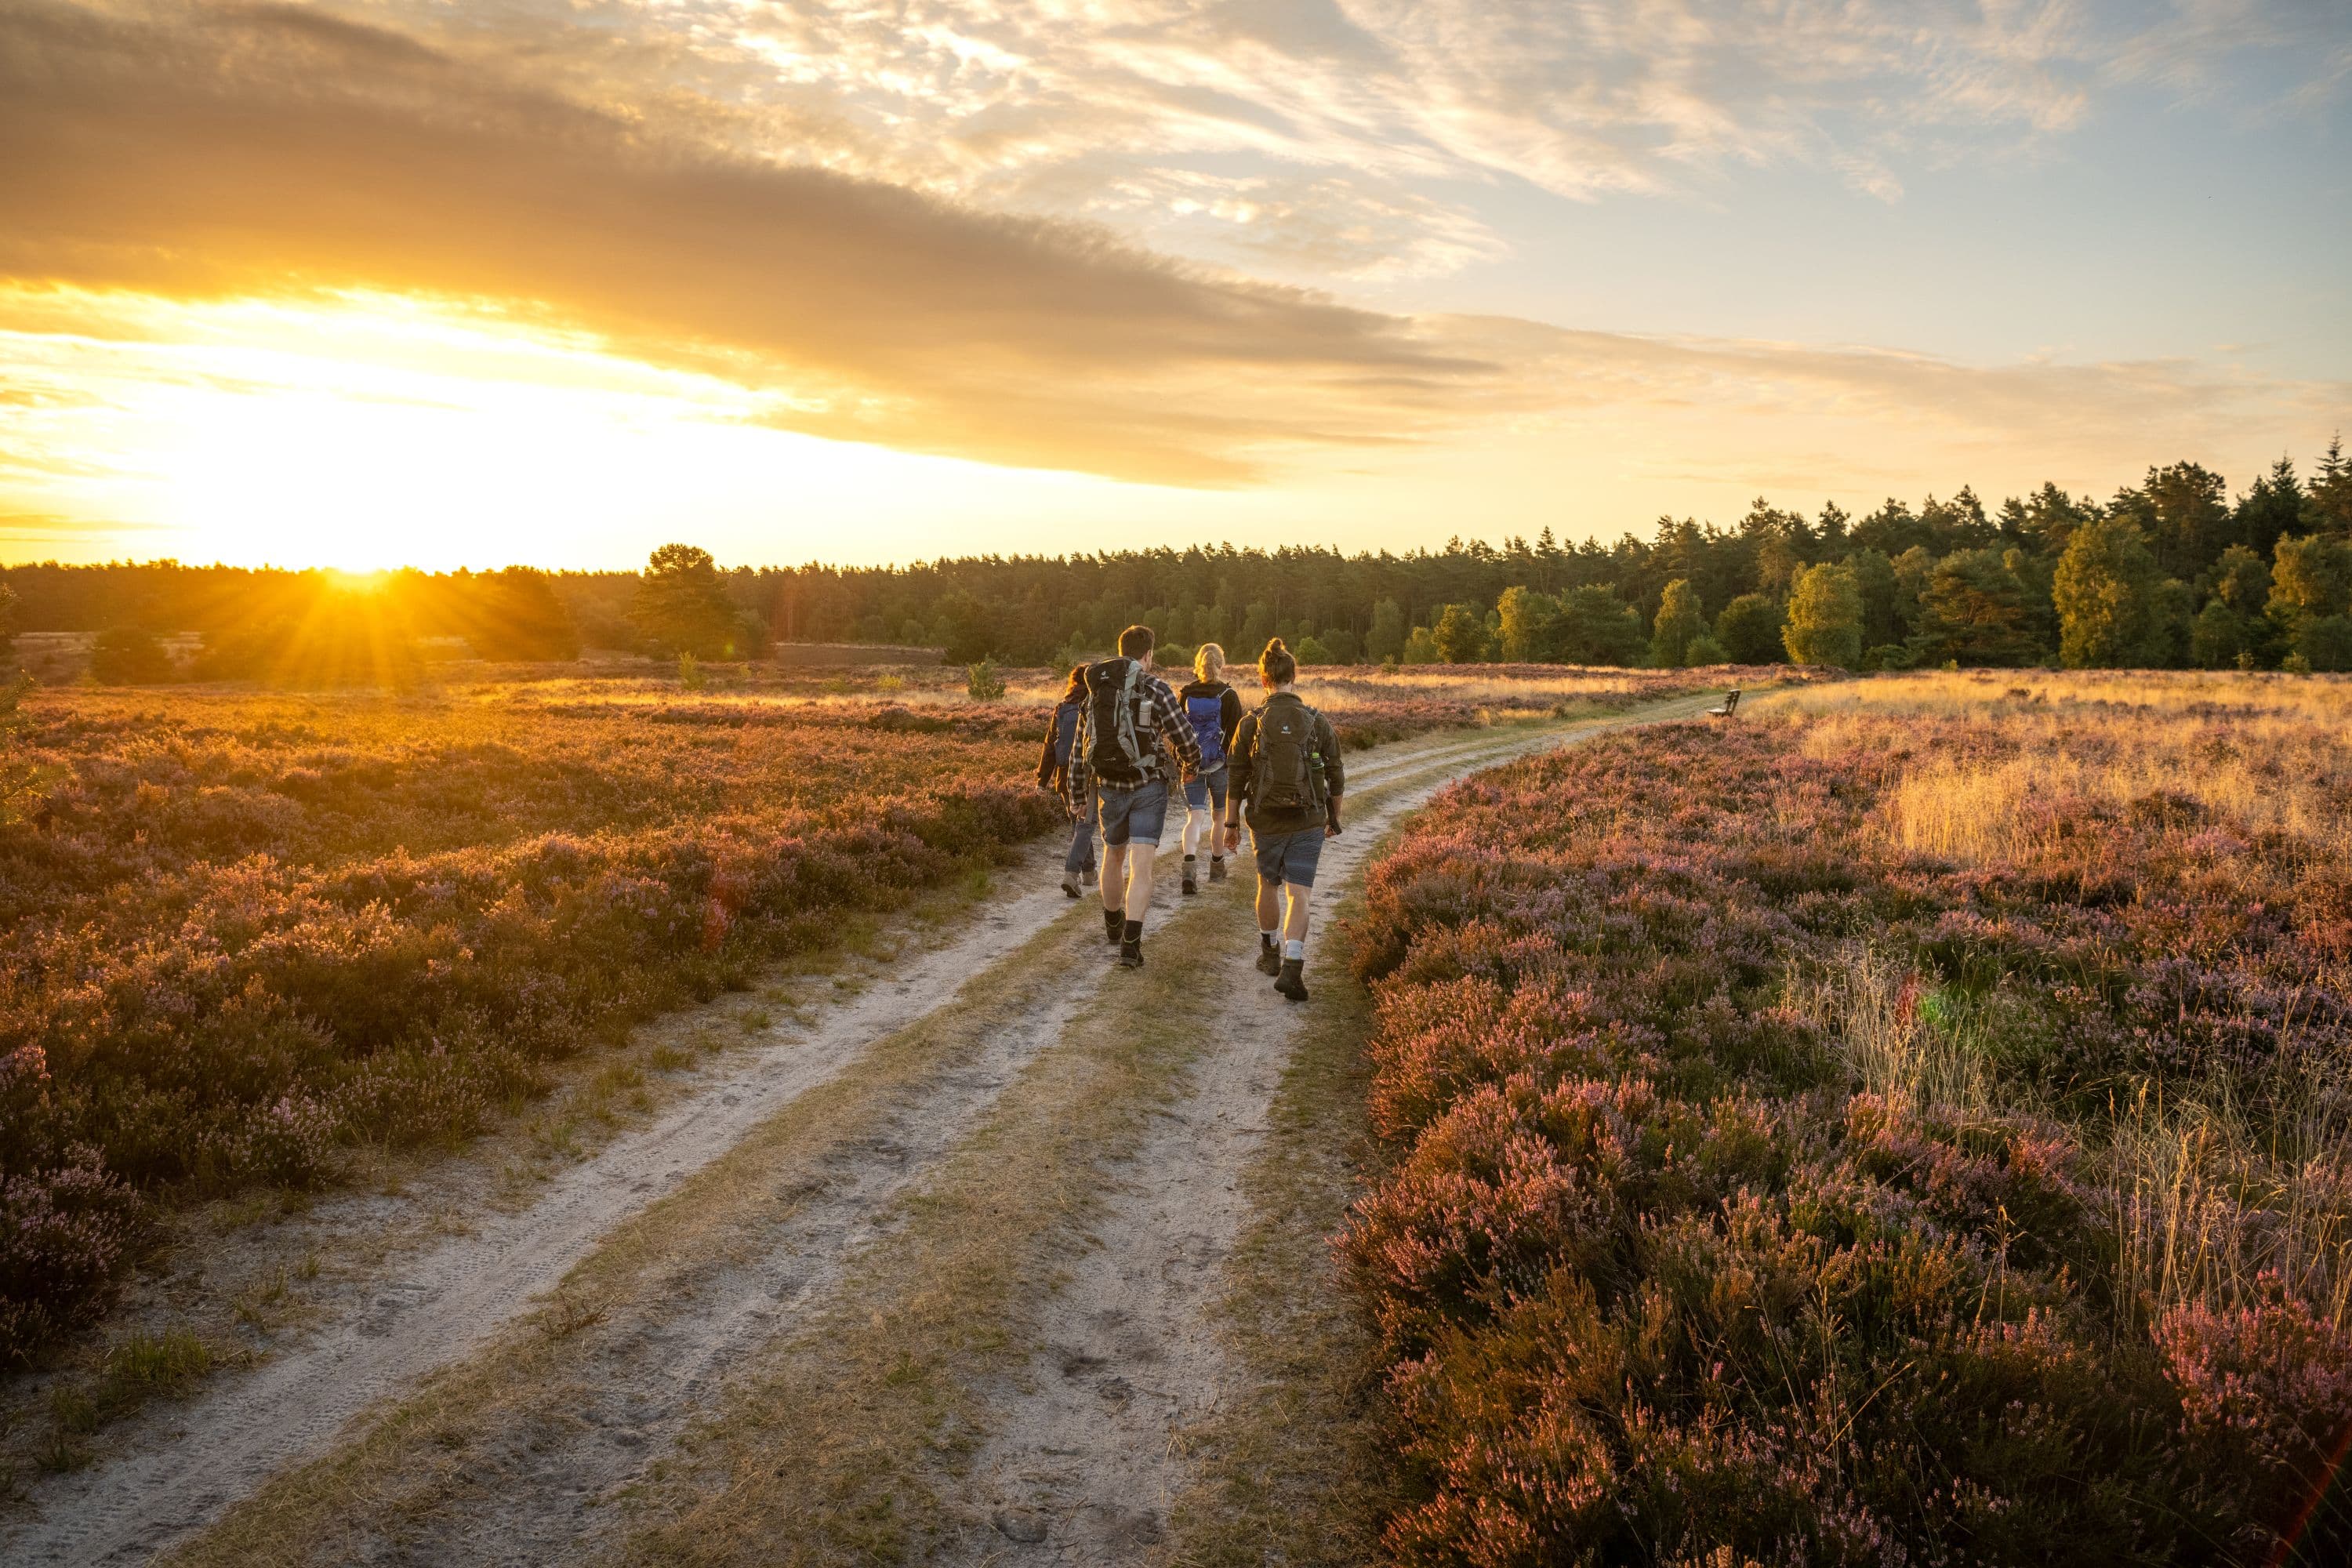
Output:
[5,702,1714,1567]
[927,710,1690,1563]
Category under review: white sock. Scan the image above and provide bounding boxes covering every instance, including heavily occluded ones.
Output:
[1283,939,1305,960]
[1260,928,1277,946]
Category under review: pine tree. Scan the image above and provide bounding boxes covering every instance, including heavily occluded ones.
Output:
[2235,457,2304,562]
[1555,587,1646,666]
[1911,550,2042,666]
[2307,435,2352,536]
[631,545,750,659]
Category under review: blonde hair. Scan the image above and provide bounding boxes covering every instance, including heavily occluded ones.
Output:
[1194,642,1225,681]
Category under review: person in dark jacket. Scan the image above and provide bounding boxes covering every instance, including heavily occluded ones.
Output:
[1223,637,1343,1002]
[1175,642,1244,895]
[1036,665,1097,898]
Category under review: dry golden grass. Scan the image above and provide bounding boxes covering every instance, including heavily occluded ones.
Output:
[1759,669,2352,869]
[1767,669,2352,1341]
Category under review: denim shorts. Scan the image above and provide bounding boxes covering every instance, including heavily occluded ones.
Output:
[1254,826,1327,887]
[1181,766,1229,815]
[1095,779,1170,848]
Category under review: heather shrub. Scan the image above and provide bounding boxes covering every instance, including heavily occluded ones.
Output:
[0,1151,143,1368]
[0,682,1073,1360]
[1345,674,2352,1565]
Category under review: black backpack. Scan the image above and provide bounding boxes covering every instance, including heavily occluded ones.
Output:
[1083,659,1152,784]
[1253,695,1327,813]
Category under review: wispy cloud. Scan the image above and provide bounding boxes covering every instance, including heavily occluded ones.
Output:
[398,0,2341,263]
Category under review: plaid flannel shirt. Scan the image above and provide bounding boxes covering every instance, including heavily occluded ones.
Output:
[1062,663,1203,815]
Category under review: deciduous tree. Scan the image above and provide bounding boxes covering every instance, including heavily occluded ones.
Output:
[2054,516,2165,668]
[1782,563,1863,669]
[1434,604,1489,664]
[1712,593,1784,664]
[2269,534,2352,628]
[1496,586,1559,661]
[1649,579,1705,669]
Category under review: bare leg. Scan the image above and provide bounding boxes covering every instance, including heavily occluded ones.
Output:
[1123,844,1158,920]
[1255,876,1282,931]
[1281,883,1312,946]
[1181,797,1209,859]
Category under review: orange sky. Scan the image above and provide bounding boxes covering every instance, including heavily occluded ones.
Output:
[1,1,2345,568]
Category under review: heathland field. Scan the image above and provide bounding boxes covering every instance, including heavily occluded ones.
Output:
[0,663,1737,1374]
[6,662,2347,1568]
[1350,671,2352,1564]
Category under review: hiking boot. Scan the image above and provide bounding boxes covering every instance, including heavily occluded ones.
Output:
[1080,866,1098,888]
[1274,959,1308,1002]
[1181,861,1199,896]
[1061,875,1082,899]
[1208,858,1227,884]
[1256,942,1282,977]
[1103,907,1124,943]
[1119,938,1145,969]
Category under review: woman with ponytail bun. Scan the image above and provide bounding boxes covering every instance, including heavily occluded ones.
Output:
[1224,637,1344,1001]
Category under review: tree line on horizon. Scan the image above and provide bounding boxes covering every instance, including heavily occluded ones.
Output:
[5,441,2350,681]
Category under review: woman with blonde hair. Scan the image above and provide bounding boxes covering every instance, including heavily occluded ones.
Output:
[1176,642,1243,895]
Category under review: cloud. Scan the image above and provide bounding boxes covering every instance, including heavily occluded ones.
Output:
[1446,314,2348,474]
[0,1,2337,509]
[431,0,2337,251]
[0,1,1497,484]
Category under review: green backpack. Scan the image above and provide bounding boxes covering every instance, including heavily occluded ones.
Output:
[1254,697,1327,813]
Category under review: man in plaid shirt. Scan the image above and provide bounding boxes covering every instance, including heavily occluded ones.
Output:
[1065,623,1203,968]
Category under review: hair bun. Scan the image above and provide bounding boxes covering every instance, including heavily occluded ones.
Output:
[1265,637,1288,652]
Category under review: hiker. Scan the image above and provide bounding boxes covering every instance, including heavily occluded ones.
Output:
[1065,624,1203,968]
[1224,637,1344,1002]
[1176,643,1244,896]
[1036,665,1097,898]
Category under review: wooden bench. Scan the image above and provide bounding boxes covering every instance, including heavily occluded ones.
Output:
[1706,689,1741,719]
